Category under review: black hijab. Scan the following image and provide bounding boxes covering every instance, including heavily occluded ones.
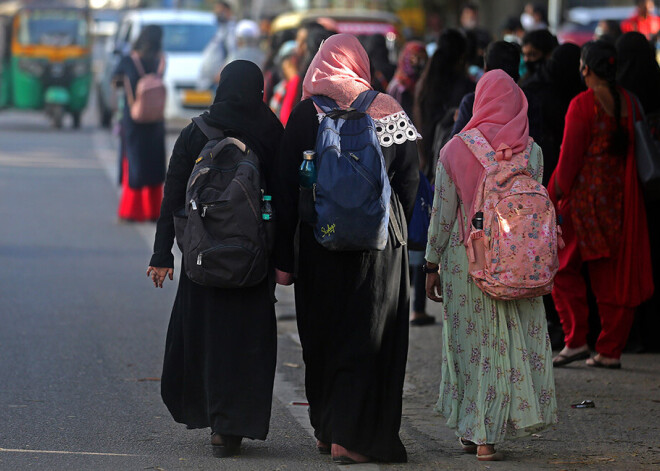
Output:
[201,60,283,159]
[616,32,660,114]
[545,43,584,101]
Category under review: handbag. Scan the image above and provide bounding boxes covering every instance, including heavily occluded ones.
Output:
[631,94,660,202]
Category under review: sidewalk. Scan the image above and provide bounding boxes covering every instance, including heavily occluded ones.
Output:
[275,285,660,470]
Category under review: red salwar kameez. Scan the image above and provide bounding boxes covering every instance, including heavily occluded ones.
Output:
[549,88,654,359]
[118,156,163,222]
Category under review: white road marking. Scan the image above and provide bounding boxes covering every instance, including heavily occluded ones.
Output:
[0,447,137,457]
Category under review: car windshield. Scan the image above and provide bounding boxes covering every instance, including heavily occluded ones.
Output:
[160,23,216,53]
[19,10,88,47]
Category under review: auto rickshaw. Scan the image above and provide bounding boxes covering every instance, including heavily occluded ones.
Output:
[0,2,92,129]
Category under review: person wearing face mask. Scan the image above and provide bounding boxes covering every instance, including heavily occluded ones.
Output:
[621,0,660,39]
[198,0,237,89]
[519,29,558,87]
[460,3,492,62]
[520,3,548,32]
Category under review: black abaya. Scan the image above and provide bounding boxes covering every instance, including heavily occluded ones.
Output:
[273,99,419,462]
[150,61,284,439]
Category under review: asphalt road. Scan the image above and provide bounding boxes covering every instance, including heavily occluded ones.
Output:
[1,104,659,471]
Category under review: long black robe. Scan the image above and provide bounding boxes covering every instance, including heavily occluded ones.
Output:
[273,99,419,462]
[150,73,284,438]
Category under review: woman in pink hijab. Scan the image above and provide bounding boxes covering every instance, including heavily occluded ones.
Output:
[424,70,558,461]
[273,34,420,464]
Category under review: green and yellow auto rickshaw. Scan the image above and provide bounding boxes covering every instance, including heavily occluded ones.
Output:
[0,2,92,128]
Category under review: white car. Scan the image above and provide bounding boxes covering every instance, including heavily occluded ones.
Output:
[106,9,217,124]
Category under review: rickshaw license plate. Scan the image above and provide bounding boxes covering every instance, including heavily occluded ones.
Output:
[182,90,213,106]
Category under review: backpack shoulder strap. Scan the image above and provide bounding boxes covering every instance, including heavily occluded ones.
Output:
[311,95,339,114]
[130,51,146,77]
[350,90,379,113]
[192,116,225,141]
[458,129,498,170]
[156,54,166,76]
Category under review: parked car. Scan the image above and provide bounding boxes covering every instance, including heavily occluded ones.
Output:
[557,6,635,45]
[95,9,216,127]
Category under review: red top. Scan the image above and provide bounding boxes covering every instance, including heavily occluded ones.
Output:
[549,88,654,307]
[621,13,660,38]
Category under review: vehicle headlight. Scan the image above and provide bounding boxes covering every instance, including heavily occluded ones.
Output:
[18,58,46,77]
[72,59,90,77]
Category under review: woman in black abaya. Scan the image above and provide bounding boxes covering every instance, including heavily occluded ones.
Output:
[273,34,419,464]
[147,60,284,457]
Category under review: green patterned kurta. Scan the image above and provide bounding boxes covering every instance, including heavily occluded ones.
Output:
[425,143,558,445]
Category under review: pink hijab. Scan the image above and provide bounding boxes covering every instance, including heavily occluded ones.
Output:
[439,69,530,243]
[302,33,403,119]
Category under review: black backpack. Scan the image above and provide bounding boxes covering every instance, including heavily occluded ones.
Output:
[174,116,274,288]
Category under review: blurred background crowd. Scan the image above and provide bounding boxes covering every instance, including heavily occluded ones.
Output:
[2,0,660,352]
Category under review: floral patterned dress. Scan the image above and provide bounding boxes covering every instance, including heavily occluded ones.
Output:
[425,143,558,445]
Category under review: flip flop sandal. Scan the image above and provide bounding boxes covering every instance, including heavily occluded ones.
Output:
[317,440,330,455]
[586,357,621,369]
[552,350,590,367]
[332,455,371,465]
[459,437,478,454]
[477,451,505,461]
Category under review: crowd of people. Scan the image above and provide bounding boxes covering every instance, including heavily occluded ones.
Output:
[105,0,660,464]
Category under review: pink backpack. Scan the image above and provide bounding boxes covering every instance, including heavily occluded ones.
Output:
[124,52,166,123]
[458,129,563,301]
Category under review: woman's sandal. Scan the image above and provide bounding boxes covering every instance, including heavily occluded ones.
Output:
[459,437,478,454]
[477,451,505,461]
[317,440,330,455]
[331,443,370,465]
[552,349,590,367]
[211,433,242,458]
[586,357,621,369]
[477,445,504,461]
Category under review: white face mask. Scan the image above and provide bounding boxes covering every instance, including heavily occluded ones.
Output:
[503,34,522,45]
[520,12,536,31]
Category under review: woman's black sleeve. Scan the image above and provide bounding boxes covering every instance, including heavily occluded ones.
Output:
[149,123,198,268]
[390,139,420,222]
[272,100,317,273]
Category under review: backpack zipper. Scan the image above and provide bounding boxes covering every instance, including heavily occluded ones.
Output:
[235,179,259,220]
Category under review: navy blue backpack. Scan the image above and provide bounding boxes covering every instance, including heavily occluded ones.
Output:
[311,90,392,251]
[407,170,433,251]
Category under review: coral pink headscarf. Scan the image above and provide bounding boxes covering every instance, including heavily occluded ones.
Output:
[302,33,404,119]
[440,70,530,244]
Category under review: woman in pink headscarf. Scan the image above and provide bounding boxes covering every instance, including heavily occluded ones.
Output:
[424,70,557,461]
[273,34,420,464]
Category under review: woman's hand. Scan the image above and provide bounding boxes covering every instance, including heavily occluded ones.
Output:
[147,266,174,288]
[275,269,294,286]
[426,272,443,302]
